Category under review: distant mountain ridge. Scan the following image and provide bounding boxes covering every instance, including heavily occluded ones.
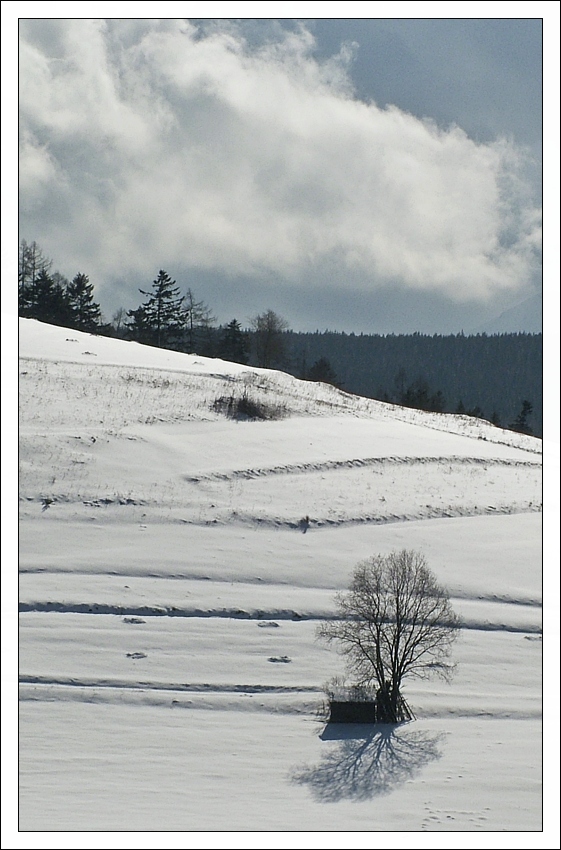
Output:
[471,294,542,335]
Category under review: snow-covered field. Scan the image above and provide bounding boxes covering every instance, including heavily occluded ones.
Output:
[12,318,550,841]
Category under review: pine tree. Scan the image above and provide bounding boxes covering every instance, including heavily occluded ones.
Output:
[127,270,186,348]
[66,273,102,332]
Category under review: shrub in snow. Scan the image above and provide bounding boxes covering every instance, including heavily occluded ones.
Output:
[212,392,287,421]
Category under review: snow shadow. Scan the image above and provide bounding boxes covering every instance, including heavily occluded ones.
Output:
[291,723,444,802]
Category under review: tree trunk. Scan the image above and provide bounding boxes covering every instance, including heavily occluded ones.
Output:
[375,685,413,723]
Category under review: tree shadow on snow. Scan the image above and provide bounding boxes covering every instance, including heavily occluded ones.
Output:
[290,723,444,802]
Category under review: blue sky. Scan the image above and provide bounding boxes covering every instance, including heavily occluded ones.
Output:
[13,9,552,333]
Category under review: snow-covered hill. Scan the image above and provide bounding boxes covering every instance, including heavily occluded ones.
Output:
[17,319,543,833]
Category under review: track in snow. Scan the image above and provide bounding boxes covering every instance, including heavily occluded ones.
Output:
[184,454,541,482]
[18,602,541,634]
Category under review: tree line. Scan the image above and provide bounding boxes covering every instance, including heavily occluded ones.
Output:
[287,329,542,436]
[18,242,297,369]
[18,240,542,436]
[19,240,102,332]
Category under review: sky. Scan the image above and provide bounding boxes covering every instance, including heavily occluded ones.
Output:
[10,8,555,334]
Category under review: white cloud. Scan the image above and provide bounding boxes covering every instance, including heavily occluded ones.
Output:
[19,129,60,203]
[19,20,541,304]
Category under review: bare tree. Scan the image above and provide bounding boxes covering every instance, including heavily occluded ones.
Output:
[250,309,289,369]
[19,239,52,316]
[111,307,127,335]
[318,550,460,722]
[183,288,216,354]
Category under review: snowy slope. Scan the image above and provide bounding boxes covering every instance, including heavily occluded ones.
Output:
[16,319,544,836]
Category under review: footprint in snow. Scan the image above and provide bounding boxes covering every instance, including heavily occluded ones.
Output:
[126,652,147,659]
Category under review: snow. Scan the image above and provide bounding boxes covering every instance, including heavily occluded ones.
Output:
[8,319,555,844]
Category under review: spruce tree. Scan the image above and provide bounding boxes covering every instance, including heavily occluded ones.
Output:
[33,269,73,326]
[306,357,342,388]
[66,273,102,332]
[128,270,186,347]
[218,319,250,364]
[125,305,151,343]
[509,400,533,435]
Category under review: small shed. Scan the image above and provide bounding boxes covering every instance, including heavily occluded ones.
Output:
[327,685,414,724]
[328,700,378,723]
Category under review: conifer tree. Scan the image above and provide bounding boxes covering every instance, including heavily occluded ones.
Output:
[125,305,151,342]
[509,400,533,435]
[306,357,342,388]
[127,270,185,347]
[218,319,250,364]
[66,273,102,332]
[33,269,73,326]
[19,240,52,317]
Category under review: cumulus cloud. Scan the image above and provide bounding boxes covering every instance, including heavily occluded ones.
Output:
[19,19,541,305]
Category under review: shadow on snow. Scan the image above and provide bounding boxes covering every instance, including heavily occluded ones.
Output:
[290,722,444,802]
